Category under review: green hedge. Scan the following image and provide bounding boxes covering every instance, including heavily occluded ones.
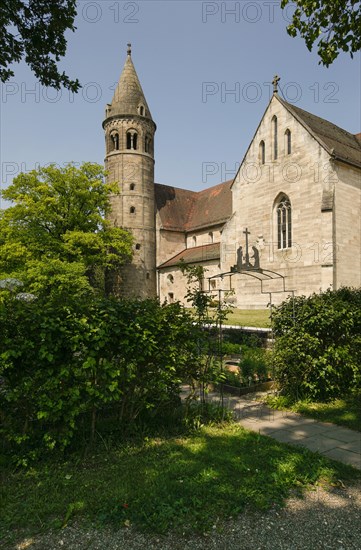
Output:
[272,287,361,401]
[0,295,199,461]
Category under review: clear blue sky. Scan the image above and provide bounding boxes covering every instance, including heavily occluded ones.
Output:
[1,0,360,207]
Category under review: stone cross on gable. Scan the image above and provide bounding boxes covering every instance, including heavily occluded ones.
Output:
[272,74,280,93]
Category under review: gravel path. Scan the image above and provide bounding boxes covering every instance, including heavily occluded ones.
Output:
[5,481,361,550]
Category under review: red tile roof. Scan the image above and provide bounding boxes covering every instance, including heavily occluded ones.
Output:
[155,180,232,232]
[158,243,220,268]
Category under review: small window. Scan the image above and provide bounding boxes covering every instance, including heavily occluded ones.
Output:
[130,183,135,191]
[135,243,141,250]
[285,129,291,155]
[192,236,197,247]
[111,132,119,151]
[139,106,144,116]
[130,206,135,214]
[276,195,292,249]
[126,130,138,150]
[168,292,174,303]
[259,140,265,164]
[210,280,216,290]
[146,272,150,280]
[144,136,152,154]
[208,232,214,243]
[167,274,174,284]
[272,116,278,160]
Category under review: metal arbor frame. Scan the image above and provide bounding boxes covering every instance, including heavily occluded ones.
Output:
[205,266,296,322]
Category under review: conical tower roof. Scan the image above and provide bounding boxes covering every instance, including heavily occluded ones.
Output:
[106,44,153,121]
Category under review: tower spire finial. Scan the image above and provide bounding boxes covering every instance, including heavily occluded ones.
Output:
[127,43,132,56]
[272,74,280,94]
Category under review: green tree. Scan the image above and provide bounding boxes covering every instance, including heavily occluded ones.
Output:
[0,163,133,299]
[0,0,80,91]
[281,0,361,66]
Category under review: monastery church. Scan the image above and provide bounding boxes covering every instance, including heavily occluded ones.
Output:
[103,45,361,308]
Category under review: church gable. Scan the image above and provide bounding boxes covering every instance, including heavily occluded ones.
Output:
[277,97,361,169]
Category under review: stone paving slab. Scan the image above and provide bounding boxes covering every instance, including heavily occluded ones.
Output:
[284,424,337,437]
[321,429,361,444]
[322,447,361,469]
[204,391,361,470]
[337,440,361,453]
[294,435,342,453]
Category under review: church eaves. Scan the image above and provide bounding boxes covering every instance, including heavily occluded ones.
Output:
[158,243,220,269]
[105,43,154,122]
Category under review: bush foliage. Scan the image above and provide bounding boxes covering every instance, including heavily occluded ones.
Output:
[0,294,199,461]
[272,287,361,401]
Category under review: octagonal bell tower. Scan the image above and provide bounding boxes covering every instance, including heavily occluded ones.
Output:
[103,44,157,298]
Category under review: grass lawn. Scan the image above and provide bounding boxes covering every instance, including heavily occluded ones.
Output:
[266,394,361,432]
[1,423,359,545]
[222,309,271,328]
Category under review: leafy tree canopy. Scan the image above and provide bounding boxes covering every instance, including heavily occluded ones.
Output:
[0,0,80,91]
[281,0,361,66]
[0,163,133,299]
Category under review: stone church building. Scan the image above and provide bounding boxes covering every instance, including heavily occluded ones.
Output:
[103,45,361,308]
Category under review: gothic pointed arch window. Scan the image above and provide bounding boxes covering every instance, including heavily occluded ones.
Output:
[276,194,292,249]
[285,129,291,154]
[259,140,265,164]
[272,116,278,160]
[126,130,138,150]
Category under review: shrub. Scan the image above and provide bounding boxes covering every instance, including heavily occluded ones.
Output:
[271,287,361,401]
[0,295,199,461]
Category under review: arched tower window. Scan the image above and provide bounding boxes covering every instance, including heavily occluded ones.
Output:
[130,183,135,191]
[276,195,292,249]
[144,136,152,154]
[130,206,136,214]
[126,130,138,150]
[135,243,141,250]
[285,129,291,154]
[259,140,265,164]
[192,236,197,247]
[208,232,214,243]
[167,274,174,284]
[139,105,144,116]
[110,131,119,151]
[272,116,278,160]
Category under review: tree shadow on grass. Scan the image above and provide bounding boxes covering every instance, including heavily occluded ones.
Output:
[1,424,360,546]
